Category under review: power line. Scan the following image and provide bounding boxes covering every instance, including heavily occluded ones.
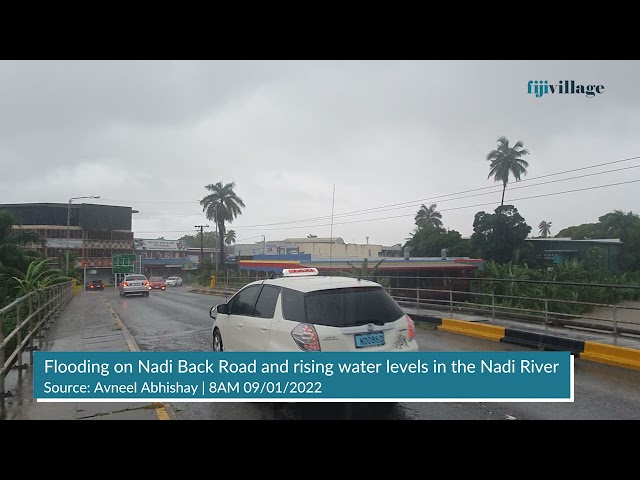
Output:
[229,163,640,228]
[235,154,640,226]
[131,160,640,222]
[133,177,640,234]
[195,224,209,269]
[100,198,200,204]
[107,154,640,209]
[130,155,640,235]
[226,178,640,231]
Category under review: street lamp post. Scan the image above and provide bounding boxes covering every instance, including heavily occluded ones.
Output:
[66,195,100,272]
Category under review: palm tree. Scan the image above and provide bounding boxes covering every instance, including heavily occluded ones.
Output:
[346,257,385,279]
[224,229,236,246]
[538,220,552,238]
[12,258,71,296]
[486,136,530,206]
[199,181,245,273]
[0,209,43,279]
[414,203,443,230]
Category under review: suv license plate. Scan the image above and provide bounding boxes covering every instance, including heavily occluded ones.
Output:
[354,332,385,348]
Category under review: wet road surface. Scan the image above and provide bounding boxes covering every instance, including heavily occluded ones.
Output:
[108,287,640,420]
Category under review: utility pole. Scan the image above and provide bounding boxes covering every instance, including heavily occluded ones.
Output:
[195,225,209,269]
[262,235,266,254]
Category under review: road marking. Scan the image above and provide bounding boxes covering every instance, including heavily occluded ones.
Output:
[105,298,174,420]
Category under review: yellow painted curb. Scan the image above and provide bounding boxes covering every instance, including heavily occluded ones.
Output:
[581,341,640,371]
[438,318,505,342]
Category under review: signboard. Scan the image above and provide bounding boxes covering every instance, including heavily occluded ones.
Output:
[112,254,136,274]
[82,261,88,267]
[134,238,187,251]
[46,238,84,249]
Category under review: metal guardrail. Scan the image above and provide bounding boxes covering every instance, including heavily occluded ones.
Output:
[0,280,74,412]
[200,273,640,337]
[391,286,640,336]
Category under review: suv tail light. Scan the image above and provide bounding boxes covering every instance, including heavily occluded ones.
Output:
[291,323,321,351]
[406,315,415,341]
[122,281,129,287]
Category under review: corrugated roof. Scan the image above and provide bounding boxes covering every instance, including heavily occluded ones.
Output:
[527,237,622,244]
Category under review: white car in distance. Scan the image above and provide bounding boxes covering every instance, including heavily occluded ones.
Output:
[165,276,183,287]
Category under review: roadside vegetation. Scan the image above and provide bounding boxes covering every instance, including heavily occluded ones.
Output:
[403,137,640,317]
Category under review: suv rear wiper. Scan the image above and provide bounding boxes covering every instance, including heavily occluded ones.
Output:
[361,320,386,326]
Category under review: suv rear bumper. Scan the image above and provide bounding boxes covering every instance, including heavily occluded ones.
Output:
[121,287,150,295]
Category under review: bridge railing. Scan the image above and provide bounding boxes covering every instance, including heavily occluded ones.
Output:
[203,273,640,336]
[0,280,74,412]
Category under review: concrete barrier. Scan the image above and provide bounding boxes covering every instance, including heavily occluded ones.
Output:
[438,318,505,342]
[581,342,640,371]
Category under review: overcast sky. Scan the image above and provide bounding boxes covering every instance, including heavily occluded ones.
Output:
[1,60,639,247]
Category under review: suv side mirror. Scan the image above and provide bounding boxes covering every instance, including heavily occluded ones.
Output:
[218,304,229,314]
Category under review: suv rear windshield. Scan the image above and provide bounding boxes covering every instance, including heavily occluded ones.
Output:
[281,286,405,327]
[150,277,163,281]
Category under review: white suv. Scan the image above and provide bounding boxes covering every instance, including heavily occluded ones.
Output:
[209,268,418,352]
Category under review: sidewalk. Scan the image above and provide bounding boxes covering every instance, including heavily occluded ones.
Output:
[1,291,173,420]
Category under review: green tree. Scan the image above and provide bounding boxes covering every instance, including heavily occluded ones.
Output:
[470,205,532,264]
[486,136,530,206]
[585,246,604,272]
[225,229,236,245]
[414,203,443,230]
[538,220,552,238]
[405,225,466,257]
[0,209,43,279]
[346,258,388,286]
[199,181,246,274]
[12,258,71,296]
[556,222,603,239]
[179,231,220,249]
[556,210,640,272]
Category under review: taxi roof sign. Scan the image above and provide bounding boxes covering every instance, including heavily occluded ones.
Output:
[282,267,319,277]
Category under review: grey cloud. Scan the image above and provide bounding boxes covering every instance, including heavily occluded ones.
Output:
[1,60,639,246]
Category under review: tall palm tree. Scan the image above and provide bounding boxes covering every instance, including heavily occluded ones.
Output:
[224,229,236,245]
[486,136,530,206]
[414,203,443,230]
[199,181,245,273]
[538,220,552,238]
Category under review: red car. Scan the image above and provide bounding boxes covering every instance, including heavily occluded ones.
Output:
[149,276,166,290]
